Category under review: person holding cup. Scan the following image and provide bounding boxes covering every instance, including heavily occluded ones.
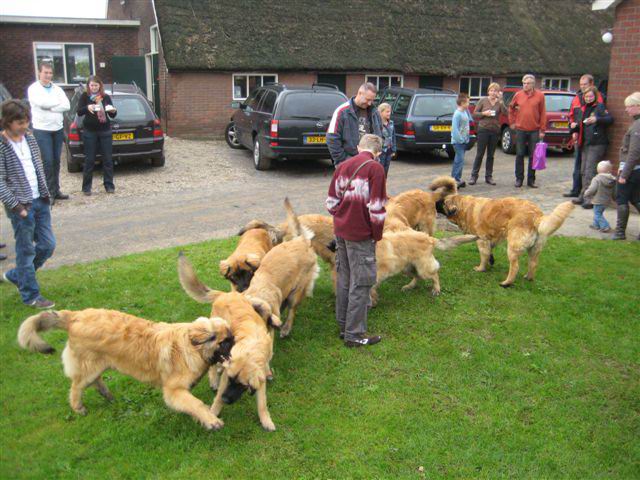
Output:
[469,82,508,185]
[77,76,117,195]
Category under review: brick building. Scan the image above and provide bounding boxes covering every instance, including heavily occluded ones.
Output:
[154,0,613,137]
[0,16,140,99]
[593,0,640,165]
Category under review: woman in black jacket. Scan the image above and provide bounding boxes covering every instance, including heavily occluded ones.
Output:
[571,87,613,208]
[77,76,117,195]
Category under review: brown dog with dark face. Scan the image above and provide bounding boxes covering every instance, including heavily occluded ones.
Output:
[178,254,282,431]
[431,176,575,287]
[220,225,280,292]
[18,308,234,430]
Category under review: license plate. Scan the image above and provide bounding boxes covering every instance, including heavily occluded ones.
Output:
[304,135,326,144]
[430,125,451,132]
[552,122,569,129]
[112,132,134,141]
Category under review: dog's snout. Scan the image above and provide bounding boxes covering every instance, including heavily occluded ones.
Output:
[222,376,247,404]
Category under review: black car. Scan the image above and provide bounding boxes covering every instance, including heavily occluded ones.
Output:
[226,83,348,170]
[377,86,476,159]
[64,83,164,173]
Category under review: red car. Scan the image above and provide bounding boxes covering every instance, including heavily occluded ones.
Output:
[469,87,575,154]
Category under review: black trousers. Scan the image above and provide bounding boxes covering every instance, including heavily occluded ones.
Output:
[82,130,115,192]
[515,129,539,183]
[616,168,640,208]
[470,129,499,180]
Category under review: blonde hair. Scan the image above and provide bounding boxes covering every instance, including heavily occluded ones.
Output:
[378,102,391,113]
[624,92,640,107]
[597,160,612,173]
[358,134,383,154]
[487,82,501,92]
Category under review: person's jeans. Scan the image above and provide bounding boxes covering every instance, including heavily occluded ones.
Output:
[451,143,466,182]
[470,129,498,180]
[592,205,610,230]
[82,130,115,192]
[378,150,393,176]
[571,147,582,194]
[33,128,64,198]
[515,129,539,183]
[579,144,607,202]
[335,237,376,342]
[5,197,56,304]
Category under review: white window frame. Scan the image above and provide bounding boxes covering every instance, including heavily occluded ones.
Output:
[542,77,571,91]
[459,76,492,99]
[232,73,278,101]
[150,25,159,54]
[33,42,96,87]
[365,74,404,91]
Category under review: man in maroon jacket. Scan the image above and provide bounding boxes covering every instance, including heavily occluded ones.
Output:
[326,134,386,347]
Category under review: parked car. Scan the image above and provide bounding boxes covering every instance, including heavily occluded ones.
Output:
[491,87,575,154]
[63,83,164,173]
[376,86,476,160]
[225,83,348,170]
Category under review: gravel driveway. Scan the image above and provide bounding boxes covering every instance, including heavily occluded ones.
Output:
[1,137,637,269]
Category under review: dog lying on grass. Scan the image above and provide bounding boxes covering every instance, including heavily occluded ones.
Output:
[431,176,575,287]
[17,309,234,430]
[177,255,282,431]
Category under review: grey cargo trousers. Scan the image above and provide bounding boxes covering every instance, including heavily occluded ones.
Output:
[335,237,377,342]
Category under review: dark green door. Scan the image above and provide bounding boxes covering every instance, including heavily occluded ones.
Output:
[112,56,147,94]
[317,74,346,94]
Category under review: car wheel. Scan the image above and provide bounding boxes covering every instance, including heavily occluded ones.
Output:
[445,145,455,160]
[66,143,83,173]
[501,128,516,154]
[253,137,271,170]
[225,122,244,149]
[151,153,165,167]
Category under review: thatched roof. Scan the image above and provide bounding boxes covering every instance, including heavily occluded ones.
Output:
[155,0,612,77]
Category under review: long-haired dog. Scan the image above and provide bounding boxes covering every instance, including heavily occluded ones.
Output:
[220,225,279,292]
[371,231,477,306]
[177,255,282,431]
[384,176,458,234]
[17,309,234,430]
[431,176,575,287]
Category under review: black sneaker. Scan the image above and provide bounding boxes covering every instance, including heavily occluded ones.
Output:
[515,179,523,188]
[582,202,594,210]
[339,332,345,340]
[55,192,70,200]
[345,335,382,348]
[26,296,55,309]
[105,188,115,194]
[456,181,466,189]
[527,182,539,189]
[563,191,579,198]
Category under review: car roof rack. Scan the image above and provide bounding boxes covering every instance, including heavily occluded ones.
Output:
[311,82,339,90]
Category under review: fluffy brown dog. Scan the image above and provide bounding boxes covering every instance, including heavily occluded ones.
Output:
[177,255,282,431]
[243,199,320,338]
[384,176,458,234]
[220,226,277,292]
[371,230,477,305]
[17,309,234,430]
[432,177,575,287]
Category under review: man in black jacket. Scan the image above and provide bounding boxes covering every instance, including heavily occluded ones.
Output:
[327,83,383,166]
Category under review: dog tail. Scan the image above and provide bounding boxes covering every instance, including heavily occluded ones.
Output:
[429,176,458,200]
[178,252,219,304]
[435,234,478,251]
[238,220,284,244]
[18,310,69,353]
[284,198,314,242]
[537,201,574,238]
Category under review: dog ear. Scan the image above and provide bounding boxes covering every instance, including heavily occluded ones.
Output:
[219,260,231,278]
[267,314,282,330]
[189,319,217,346]
[249,297,280,329]
[245,254,261,272]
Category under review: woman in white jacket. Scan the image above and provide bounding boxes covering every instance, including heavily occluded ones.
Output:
[27,62,70,203]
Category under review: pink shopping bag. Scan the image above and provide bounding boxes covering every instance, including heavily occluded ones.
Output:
[532,141,547,170]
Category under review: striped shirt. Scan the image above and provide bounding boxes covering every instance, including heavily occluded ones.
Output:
[0,132,49,211]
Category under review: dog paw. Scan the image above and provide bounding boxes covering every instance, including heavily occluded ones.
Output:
[499,282,513,288]
[401,285,414,292]
[205,417,224,431]
[279,328,291,339]
[261,419,276,432]
[473,266,487,272]
[431,289,441,297]
[524,274,534,281]
[73,406,87,416]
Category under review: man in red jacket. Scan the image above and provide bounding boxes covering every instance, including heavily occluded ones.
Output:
[509,74,546,188]
[326,134,386,347]
[564,74,605,198]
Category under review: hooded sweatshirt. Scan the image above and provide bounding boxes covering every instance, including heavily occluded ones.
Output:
[583,173,616,205]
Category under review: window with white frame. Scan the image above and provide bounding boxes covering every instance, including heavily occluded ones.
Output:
[232,74,277,100]
[365,75,403,91]
[543,77,570,90]
[34,42,94,85]
[150,25,159,54]
[459,76,492,99]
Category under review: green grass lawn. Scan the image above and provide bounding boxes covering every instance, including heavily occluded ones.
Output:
[1,237,639,479]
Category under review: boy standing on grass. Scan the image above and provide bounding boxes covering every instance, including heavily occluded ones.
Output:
[583,160,616,233]
[451,93,472,189]
[326,134,386,348]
